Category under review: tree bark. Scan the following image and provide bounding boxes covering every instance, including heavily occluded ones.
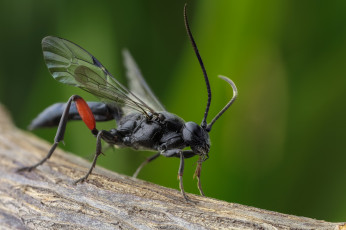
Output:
[0,104,344,230]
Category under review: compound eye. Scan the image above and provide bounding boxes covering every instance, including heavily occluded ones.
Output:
[183,122,204,144]
[185,122,202,137]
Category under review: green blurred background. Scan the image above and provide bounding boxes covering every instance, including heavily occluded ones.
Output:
[1,0,345,222]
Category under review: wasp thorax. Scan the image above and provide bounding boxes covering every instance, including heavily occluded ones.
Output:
[183,121,210,155]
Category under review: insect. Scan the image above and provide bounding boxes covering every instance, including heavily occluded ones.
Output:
[18,5,237,201]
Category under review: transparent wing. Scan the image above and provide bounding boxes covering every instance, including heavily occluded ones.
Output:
[122,49,166,112]
[42,36,155,115]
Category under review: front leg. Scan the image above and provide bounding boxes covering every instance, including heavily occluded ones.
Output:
[194,157,205,196]
[161,149,198,201]
[178,151,189,201]
[161,149,196,158]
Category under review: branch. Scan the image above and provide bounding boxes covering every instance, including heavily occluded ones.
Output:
[0,104,344,229]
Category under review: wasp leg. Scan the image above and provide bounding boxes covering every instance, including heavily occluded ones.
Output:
[18,95,95,172]
[178,151,189,201]
[74,129,120,184]
[28,102,118,130]
[74,130,104,184]
[161,149,198,202]
[17,143,59,172]
[194,159,205,196]
[132,152,160,178]
[183,152,205,196]
[172,151,205,196]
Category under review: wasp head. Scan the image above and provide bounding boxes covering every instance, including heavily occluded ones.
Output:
[183,121,210,161]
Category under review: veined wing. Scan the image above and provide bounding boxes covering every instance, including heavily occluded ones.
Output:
[122,49,166,112]
[42,36,155,115]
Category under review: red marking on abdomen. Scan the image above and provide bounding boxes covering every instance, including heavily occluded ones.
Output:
[75,97,96,130]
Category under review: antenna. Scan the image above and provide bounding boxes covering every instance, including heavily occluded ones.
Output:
[184,4,211,129]
[206,76,238,132]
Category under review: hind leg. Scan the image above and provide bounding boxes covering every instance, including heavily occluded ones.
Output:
[73,130,116,184]
[18,95,98,172]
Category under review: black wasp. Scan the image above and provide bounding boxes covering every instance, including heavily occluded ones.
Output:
[18,5,238,201]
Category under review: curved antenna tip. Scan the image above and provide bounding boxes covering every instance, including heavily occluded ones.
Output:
[206,75,238,132]
[218,75,238,98]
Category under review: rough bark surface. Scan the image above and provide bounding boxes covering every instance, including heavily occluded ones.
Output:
[0,104,344,230]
